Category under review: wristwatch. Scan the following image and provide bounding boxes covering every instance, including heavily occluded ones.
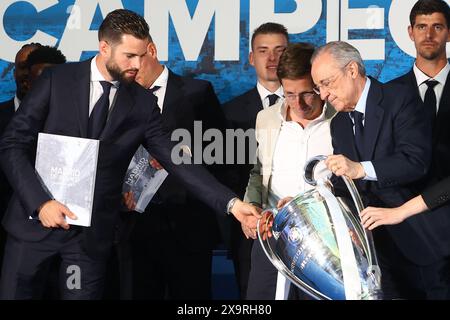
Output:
[226,197,239,215]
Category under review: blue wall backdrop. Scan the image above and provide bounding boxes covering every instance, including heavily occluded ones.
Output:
[0,0,449,103]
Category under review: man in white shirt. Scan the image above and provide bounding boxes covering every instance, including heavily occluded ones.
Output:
[222,22,289,299]
[245,43,335,300]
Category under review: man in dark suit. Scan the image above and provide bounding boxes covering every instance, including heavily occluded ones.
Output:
[122,37,227,299]
[0,9,260,300]
[311,40,450,299]
[389,0,450,189]
[0,42,42,277]
[222,22,288,298]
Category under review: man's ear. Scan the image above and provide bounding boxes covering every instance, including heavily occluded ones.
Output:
[249,51,255,67]
[408,25,414,42]
[99,40,110,57]
[147,42,157,58]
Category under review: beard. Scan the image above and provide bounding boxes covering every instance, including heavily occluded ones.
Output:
[418,42,445,61]
[106,59,138,84]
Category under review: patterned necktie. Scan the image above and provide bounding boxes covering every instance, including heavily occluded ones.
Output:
[267,94,279,106]
[88,81,112,139]
[351,110,364,157]
[424,79,438,127]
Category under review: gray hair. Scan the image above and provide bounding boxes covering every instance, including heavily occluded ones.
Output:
[311,41,366,76]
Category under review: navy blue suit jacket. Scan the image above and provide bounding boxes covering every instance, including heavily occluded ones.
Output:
[145,69,227,252]
[223,87,262,198]
[0,60,235,258]
[331,77,447,265]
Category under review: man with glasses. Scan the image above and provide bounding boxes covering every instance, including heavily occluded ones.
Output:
[223,22,288,299]
[311,41,449,299]
[244,43,335,299]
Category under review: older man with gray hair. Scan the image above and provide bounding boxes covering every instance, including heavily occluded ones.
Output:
[311,41,450,299]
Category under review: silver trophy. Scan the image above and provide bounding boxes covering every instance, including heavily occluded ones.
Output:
[257,155,382,300]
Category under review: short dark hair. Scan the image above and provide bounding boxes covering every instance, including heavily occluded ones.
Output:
[21,42,42,51]
[410,0,450,28]
[251,22,289,50]
[98,9,150,44]
[26,45,66,69]
[277,43,315,80]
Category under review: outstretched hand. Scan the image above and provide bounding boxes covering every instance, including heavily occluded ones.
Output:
[230,199,262,230]
[360,206,406,230]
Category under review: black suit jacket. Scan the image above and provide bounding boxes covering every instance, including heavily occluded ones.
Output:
[222,87,262,197]
[0,60,236,258]
[0,99,14,216]
[389,69,450,184]
[145,69,227,251]
[388,69,450,257]
[331,77,448,265]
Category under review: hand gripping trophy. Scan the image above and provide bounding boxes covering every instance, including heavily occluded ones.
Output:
[257,155,382,300]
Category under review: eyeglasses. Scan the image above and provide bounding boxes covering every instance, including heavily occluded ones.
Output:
[284,91,318,104]
[313,61,352,95]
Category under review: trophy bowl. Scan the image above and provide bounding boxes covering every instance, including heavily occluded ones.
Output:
[257,155,382,300]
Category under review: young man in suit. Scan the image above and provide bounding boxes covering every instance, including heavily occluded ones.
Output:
[244,43,334,300]
[122,37,227,299]
[311,41,450,299]
[0,9,260,300]
[222,22,288,299]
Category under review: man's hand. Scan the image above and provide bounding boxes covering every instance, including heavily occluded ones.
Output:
[230,199,262,230]
[277,197,293,209]
[360,206,406,230]
[123,191,137,211]
[325,154,365,179]
[38,200,77,230]
[241,223,257,240]
[149,158,164,170]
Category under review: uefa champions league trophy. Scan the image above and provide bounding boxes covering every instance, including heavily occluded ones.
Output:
[257,155,382,300]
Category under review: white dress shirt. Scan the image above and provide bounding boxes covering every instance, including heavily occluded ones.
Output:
[89,56,119,116]
[414,61,450,113]
[267,102,333,300]
[149,66,169,112]
[256,82,284,109]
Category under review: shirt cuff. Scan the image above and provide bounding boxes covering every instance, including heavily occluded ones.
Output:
[361,161,377,181]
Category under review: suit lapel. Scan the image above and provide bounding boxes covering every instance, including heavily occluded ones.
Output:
[72,60,91,138]
[101,83,135,139]
[246,87,263,124]
[363,79,384,160]
[162,70,183,128]
[334,112,359,161]
[435,71,450,139]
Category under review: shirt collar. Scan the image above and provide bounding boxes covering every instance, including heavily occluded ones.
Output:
[90,56,120,88]
[256,82,283,102]
[354,77,371,114]
[279,101,327,124]
[413,61,450,86]
[150,65,169,90]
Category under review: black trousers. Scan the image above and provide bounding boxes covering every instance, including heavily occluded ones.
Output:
[130,204,213,300]
[229,217,253,299]
[0,229,106,300]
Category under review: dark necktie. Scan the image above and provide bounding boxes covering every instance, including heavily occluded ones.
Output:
[351,110,364,157]
[423,79,438,127]
[88,81,112,139]
[149,85,161,109]
[267,94,279,106]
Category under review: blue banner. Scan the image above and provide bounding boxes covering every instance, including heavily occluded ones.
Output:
[0,0,448,103]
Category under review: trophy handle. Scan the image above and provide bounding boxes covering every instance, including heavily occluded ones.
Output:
[304,155,382,298]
